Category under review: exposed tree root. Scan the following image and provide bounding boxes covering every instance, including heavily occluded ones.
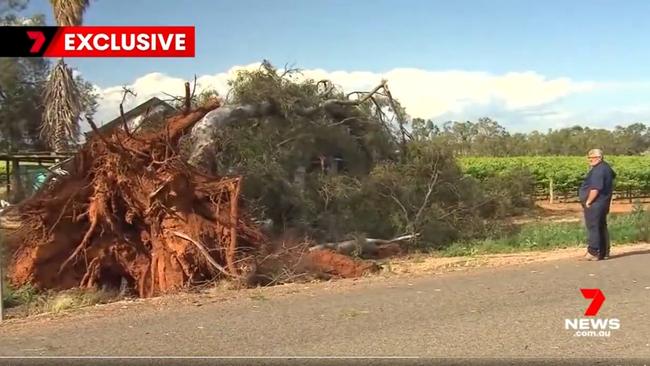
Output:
[2,101,271,297]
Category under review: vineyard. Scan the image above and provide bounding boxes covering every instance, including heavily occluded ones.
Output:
[460,156,650,202]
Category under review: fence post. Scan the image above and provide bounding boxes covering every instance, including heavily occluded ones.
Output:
[629,187,632,204]
[549,178,554,204]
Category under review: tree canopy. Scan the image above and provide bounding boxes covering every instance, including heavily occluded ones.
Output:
[185,62,535,248]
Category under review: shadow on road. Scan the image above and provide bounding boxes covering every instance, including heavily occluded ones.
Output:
[609,249,650,259]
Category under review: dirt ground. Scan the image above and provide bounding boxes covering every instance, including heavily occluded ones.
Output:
[537,200,650,214]
[511,199,650,225]
[388,242,650,276]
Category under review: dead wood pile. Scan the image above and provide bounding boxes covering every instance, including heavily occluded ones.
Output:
[1,101,380,298]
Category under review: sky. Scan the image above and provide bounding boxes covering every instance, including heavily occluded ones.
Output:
[20,0,650,132]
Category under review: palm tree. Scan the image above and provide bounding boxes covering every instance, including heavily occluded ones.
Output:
[41,0,90,153]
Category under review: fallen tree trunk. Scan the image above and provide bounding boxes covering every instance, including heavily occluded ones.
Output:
[185,101,281,172]
[183,80,396,174]
[309,234,417,258]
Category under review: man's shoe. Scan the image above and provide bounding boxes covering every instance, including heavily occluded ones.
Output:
[581,252,600,261]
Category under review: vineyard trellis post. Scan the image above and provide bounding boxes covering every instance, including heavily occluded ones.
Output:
[629,187,633,203]
[549,177,554,204]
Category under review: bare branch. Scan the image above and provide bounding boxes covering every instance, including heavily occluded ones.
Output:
[86,114,149,159]
[161,92,185,105]
[184,81,191,114]
[311,233,420,252]
[330,79,387,106]
[119,87,136,137]
[329,116,360,127]
[317,79,336,96]
[379,189,410,223]
[413,156,441,225]
[191,75,198,100]
[85,115,114,148]
[279,62,300,78]
[382,82,412,150]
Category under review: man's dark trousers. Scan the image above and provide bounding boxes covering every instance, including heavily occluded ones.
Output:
[583,201,610,258]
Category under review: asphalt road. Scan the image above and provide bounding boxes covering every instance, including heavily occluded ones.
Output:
[1,250,649,363]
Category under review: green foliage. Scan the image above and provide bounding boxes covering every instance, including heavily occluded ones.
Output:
[2,284,119,316]
[630,200,650,241]
[206,62,538,249]
[460,156,650,198]
[273,141,534,249]
[0,59,98,151]
[478,167,536,216]
[0,1,48,151]
[212,62,398,232]
[2,283,39,308]
[0,56,50,151]
[75,74,98,119]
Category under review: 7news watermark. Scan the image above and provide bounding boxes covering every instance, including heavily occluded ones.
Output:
[564,288,620,337]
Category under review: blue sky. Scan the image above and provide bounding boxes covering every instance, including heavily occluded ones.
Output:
[21,0,650,131]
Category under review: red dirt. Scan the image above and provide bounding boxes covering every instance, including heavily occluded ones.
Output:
[303,249,380,278]
[373,243,404,259]
[536,201,650,215]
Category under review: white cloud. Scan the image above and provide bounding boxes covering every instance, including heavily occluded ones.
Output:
[89,63,600,131]
[92,64,261,127]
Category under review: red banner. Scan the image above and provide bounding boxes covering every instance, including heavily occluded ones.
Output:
[1,26,195,57]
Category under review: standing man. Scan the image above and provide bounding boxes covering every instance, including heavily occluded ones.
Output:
[579,149,616,261]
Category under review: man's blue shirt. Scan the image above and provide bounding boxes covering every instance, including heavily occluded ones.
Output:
[579,161,616,206]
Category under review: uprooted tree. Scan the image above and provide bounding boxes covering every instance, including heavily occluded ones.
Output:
[0,74,391,297]
[0,61,534,298]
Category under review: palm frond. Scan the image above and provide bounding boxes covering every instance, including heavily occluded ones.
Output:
[49,0,90,26]
[41,58,81,152]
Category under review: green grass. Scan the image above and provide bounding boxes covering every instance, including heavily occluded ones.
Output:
[442,210,650,257]
[2,282,120,317]
[2,282,39,308]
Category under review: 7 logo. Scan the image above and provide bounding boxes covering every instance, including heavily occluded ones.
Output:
[581,288,605,316]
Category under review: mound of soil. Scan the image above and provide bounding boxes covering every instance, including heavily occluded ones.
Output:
[304,249,380,278]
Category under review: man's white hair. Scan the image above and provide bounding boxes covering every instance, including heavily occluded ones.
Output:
[588,149,603,157]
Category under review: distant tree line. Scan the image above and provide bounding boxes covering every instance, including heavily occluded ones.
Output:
[411,117,650,156]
